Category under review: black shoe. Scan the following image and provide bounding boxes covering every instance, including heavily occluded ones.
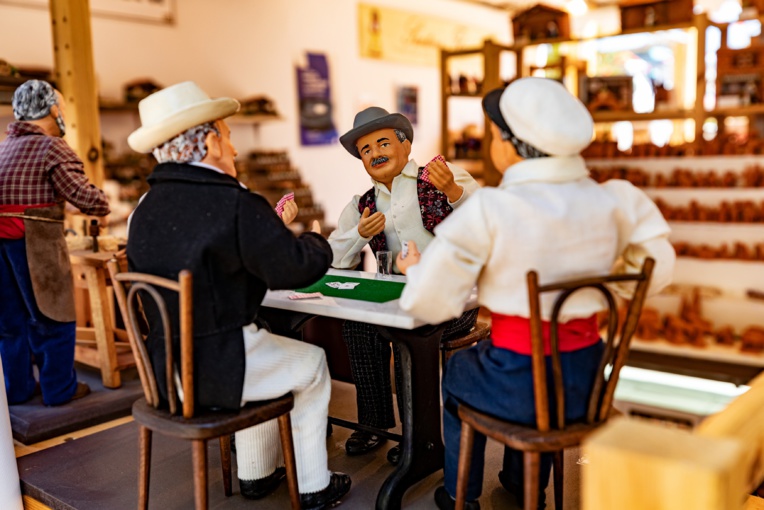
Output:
[239,467,286,500]
[344,430,386,456]
[386,444,401,466]
[300,472,351,510]
[434,486,480,510]
[498,470,546,510]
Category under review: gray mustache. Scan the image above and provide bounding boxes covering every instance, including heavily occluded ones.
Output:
[371,156,389,167]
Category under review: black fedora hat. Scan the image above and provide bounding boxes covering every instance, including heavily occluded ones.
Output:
[339,106,414,159]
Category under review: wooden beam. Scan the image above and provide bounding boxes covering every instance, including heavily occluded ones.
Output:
[49,0,105,187]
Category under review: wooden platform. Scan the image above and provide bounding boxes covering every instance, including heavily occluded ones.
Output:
[9,366,142,445]
[15,381,538,510]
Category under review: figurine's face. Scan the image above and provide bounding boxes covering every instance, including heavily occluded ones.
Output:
[356,128,411,189]
[202,120,238,177]
[489,123,522,173]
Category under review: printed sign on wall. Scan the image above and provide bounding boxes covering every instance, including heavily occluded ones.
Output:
[296,53,338,146]
[358,3,502,67]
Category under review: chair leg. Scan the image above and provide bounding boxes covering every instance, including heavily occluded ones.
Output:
[278,413,301,510]
[192,440,208,510]
[524,452,540,510]
[553,450,564,510]
[219,434,232,497]
[455,421,475,510]
[138,426,152,510]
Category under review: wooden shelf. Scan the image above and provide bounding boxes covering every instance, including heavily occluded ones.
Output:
[511,20,696,51]
[591,109,693,122]
[631,337,764,368]
[446,93,483,99]
[708,104,764,117]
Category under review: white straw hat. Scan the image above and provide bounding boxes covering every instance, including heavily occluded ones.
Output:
[127,81,240,153]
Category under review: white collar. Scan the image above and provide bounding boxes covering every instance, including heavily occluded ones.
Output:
[499,155,589,188]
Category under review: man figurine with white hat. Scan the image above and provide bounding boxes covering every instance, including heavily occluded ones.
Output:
[396,77,676,510]
[126,81,350,508]
[328,106,480,464]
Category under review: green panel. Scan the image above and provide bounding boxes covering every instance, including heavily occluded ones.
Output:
[297,275,405,303]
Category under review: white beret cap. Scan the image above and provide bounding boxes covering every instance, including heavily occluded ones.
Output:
[499,78,594,157]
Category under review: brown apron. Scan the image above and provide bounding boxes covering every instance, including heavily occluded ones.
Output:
[21,204,76,323]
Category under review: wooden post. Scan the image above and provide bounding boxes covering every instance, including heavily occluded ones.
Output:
[49,0,104,187]
[693,12,708,144]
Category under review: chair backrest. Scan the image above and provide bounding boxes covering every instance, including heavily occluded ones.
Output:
[526,257,655,433]
[107,259,195,418]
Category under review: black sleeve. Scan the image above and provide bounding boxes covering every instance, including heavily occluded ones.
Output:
[237,191,332,290]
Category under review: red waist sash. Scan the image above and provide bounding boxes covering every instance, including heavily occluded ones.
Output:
[491,312,600,355]
[0,203,56,239]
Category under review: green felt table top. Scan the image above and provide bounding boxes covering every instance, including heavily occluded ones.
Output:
[296,274,405,303]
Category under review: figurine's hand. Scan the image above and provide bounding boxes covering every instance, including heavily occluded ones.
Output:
[311,220,321,235]
[427,159,463,202]
[281,199,298,225]
[358,207,385,238]
[396,240,421,275]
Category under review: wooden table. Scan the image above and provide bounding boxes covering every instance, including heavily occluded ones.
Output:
[69,249,135,388]
[262,269,478,510]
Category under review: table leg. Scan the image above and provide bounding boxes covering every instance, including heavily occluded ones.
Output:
[375,324,446,510]
[83,266,120,388]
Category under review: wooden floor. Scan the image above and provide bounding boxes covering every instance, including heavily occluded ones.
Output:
[14,380,764,510]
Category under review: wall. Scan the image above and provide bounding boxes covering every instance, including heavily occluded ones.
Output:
[0,0,509,225]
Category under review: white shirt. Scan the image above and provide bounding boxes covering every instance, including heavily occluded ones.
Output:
[399,155,676,324]
[328,159,479,271]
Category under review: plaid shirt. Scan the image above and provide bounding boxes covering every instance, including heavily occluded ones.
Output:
[0,122,110,215]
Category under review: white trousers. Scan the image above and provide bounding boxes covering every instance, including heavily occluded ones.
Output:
[235,324,331,493]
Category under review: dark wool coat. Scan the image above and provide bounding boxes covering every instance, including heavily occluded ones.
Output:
[127,163,332,410]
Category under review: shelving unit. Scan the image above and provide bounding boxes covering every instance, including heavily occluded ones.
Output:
[440,39,516,186]
[587,155,764,381]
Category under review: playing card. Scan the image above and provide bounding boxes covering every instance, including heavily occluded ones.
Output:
[326,282,360,290]
[422,154,446,184]
[401,241,409,259]
[275,192,295,217]
[289,292,323,300]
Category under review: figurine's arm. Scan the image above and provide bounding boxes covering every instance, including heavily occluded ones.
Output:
[327,196,378,269]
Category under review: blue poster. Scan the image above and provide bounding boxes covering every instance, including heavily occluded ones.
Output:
[296,53,337,146]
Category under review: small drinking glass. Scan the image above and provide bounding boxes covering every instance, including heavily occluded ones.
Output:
[376,250,393,278]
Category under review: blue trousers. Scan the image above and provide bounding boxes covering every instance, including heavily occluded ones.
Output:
[441,339,604,501]
[0,238,77,405]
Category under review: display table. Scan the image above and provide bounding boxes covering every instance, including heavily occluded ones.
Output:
[69,250,134,388]
[262,269,478,510]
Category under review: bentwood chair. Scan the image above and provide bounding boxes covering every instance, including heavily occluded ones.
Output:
[454,258,655,510]
[106,260,300,510]
[440,320,491,373]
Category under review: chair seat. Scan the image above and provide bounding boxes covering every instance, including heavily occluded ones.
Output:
[441,320,491,352]
[132,393,294,441]
[458,403,604,453]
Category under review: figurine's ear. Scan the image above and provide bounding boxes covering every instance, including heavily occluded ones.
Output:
[204,129,221,159]
[402,138,412,157]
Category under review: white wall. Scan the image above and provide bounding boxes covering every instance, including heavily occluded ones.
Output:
[0,0,509,224]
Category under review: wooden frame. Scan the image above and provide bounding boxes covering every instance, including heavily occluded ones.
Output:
[580,75,634,112]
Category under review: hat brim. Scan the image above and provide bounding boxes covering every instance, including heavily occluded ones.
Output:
[127,98,240,153]
[482,87,513,136]
[339,113,413,159]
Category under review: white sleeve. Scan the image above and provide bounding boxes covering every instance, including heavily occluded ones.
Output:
[400,193,490,323]
[327,196,371,269]
[604,180,675,297]
[446,162,480,208]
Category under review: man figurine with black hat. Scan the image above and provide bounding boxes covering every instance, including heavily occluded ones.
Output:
[329,106,480,464]
[0,79,109,406]
[396,77,676,509]
[126,81,350,508]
